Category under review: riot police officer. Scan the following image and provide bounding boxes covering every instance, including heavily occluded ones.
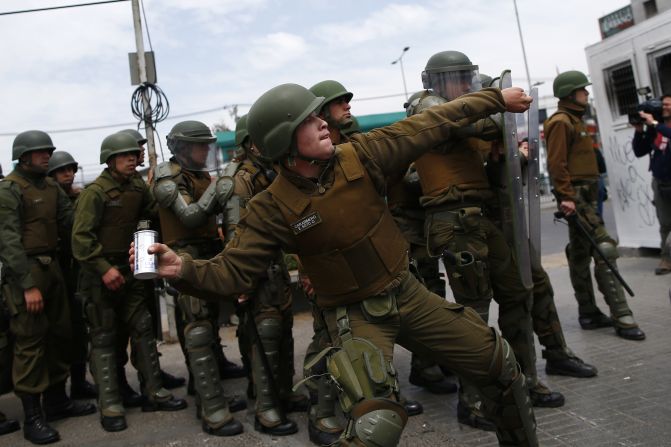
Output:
[47,151,98,400]
[546,71,645,340]
[412,51,564,427]
[72,131,186,432]
[134,82,539,447]
[0,131,95,445]
[152,120,245,436]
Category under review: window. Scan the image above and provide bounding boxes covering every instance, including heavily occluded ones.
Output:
[648,46,671,96]
[603,61,638,118]
[644,0,658,19]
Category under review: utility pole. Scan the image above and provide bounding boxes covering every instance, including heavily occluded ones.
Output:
[130,0,157,180]
[513,0,532,92]
[391,46,410,101]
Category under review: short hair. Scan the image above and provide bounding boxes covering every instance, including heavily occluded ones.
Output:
[661,93,671,101]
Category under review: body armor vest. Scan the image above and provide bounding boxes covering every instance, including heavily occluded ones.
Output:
[414,137,490,197]
[548,111,598,180]
[239,158,276,196]
[268,143,408,308]
[158,163,218,246]
[5,172,59,254]
[92,173,144,255]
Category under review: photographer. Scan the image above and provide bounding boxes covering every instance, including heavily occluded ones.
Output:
[633,94,671,275]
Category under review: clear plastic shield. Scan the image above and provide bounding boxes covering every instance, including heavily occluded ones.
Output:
[174,142,219,172]
[423,69,482,100]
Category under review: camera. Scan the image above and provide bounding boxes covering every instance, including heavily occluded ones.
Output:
[628,86,663,125]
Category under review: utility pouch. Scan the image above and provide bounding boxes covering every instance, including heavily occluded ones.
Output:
[456,207,482,232]
[35,256,52,266]
[328,336,397,413]
[360,293,398,322]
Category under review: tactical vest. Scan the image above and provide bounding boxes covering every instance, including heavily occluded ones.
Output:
[92,174,145,255]
[268,143,408,308]
[414,137,490,198]
[158,163,218,246]
[548,111,598,180]
[5,172,59,254]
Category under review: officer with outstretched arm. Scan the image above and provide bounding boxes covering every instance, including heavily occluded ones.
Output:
[131,83,538,447]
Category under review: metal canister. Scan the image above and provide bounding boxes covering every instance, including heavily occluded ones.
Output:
[134,220,158,280]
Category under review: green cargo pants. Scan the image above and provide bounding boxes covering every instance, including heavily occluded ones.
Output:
[3,257,71,396]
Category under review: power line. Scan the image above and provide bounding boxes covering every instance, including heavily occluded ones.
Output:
[0,0,129,16]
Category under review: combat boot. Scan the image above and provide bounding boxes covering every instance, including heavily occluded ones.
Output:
[308,376,343,446]
[578,311,613,330]
[544,349,598,378]
[399,393,423,416]
[456,401,496,432]
[160,369,186,390]
[408,364,458,394]
[0,411,20,436]
[529,382,564,408]
[614,316,646,341]
[21,394,59,445]
[43,380,96,422]
[117,367,144,407]
[70,362,97,400]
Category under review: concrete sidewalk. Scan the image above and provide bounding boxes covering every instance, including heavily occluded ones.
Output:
[0,252,669,446]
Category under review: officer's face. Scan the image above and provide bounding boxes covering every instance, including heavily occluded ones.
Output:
[137,145,146,166]
[112,152,138,176]
[662,97,671,119]
[573,88,589,106]
[28,149,52,173]
[328,97,351,126]
[53,165,76,187]
[189,143,211,168]
[295,113,333,160]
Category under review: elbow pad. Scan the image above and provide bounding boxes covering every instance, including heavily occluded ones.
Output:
[171,182,218,228]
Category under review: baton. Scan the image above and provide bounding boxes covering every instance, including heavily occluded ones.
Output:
[554,211,635,297]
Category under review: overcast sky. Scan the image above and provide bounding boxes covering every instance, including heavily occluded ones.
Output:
[0,0,627,180]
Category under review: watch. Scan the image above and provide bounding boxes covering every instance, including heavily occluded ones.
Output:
[651,120,659,127]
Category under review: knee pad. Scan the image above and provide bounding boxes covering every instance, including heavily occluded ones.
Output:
[130,310,153,338]
[185,321,214,351]
[257,317,282,342]
[349,398,408,447]
[327,337,398,414]
[594,241,618,263]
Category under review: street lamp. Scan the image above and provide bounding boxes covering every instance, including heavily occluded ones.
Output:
[391,46,410,100]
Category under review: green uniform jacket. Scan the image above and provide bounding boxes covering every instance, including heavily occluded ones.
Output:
[0,167,73,290]
[174,89,506,304]
[72,169,155,276]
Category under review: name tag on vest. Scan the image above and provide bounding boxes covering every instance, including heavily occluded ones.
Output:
[290,211,322,234]
[107,199,122,207]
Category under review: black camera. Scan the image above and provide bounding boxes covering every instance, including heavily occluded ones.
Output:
[629,86,664,125]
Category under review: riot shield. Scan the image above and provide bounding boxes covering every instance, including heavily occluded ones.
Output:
[498,70,533,289]
[527,87,541,269]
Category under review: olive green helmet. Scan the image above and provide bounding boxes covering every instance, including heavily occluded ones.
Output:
[479,73,493,88]
[309,80,353,110]
[247,83,325,161]
[47,151,78,175]
[100,132,141,164]
[235,114,249,147]
[166,120,216,154]
[12,130,56,161]
[120,128,147,145]
[553,70,591,98]
[404,91,426,117]
[422,51,481,100]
